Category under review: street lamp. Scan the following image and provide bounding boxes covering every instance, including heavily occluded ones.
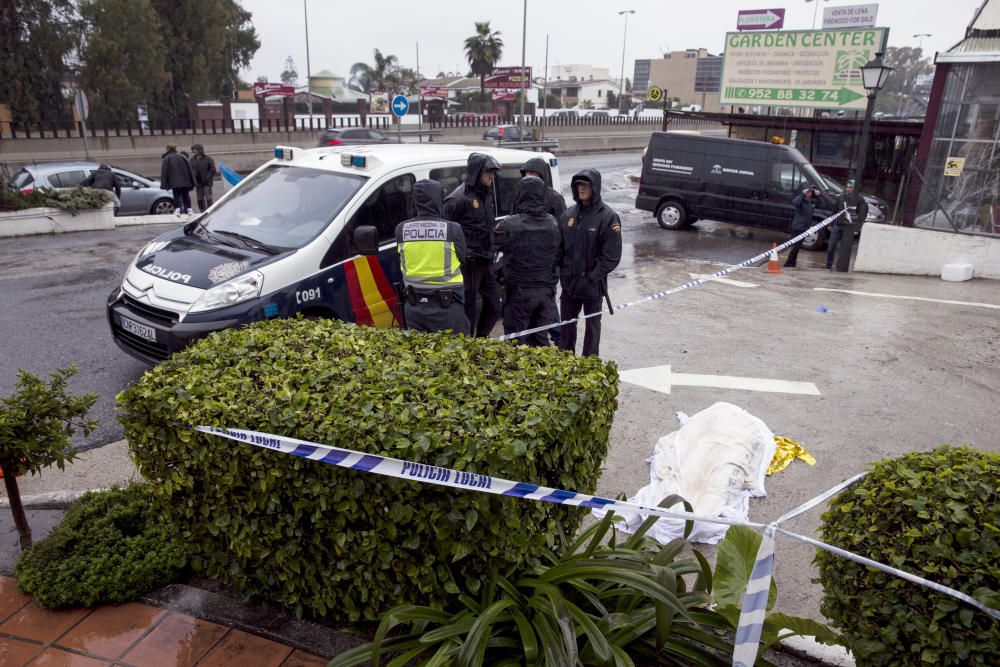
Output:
[914,33,932,51]
[836,54,893,272]
[804,0,830,30]
[618,10,635,113]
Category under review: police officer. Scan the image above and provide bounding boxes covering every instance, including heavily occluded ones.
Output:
[520,157,567,219]
[444,152,501,337]
[558,169,622,357]
[493,176,562,346]
[395,180,470,335]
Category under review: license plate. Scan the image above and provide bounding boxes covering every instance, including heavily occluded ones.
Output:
[120,315,156,342]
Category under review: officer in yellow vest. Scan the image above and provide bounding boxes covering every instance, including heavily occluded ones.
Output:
[395,180,470,335]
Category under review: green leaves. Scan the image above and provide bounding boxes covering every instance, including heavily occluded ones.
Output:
[118,318,619,622]
[713,526,777,623]
[816,446,1000,666]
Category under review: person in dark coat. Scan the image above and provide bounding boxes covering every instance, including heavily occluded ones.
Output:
[189,144,217,213]
[81,164,121,210]
[784,184,820,268]
[395,180,470,335]
[493,176,562,346]
[520,157,567,219]
[160,143,195,216]
[443,152,501,337]
[827,180,868,269]
[558,169,622,357]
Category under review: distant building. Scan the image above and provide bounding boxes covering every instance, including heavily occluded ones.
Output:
[549,64,612,82]
[647,49,723,112]
[308,70,346,97]
[537,78,623,110]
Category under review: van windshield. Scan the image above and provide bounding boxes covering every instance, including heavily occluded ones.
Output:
[199,165,366,249]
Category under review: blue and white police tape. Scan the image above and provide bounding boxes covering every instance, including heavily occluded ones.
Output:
[496,206,848,342]
[195,424,1000,646]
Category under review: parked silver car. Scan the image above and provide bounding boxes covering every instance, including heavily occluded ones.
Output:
[10,162,176,216]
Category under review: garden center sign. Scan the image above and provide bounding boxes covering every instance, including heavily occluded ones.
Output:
[721,27,888,110]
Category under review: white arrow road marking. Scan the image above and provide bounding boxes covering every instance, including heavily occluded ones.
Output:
[688,272,760,288]
[620,365,821,396]
[814,288,1000,310]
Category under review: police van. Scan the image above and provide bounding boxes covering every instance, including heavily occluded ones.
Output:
[107,144,560,364]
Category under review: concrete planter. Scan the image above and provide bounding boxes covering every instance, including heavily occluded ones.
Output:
[855,223,1000,280]
[0,203,116,238]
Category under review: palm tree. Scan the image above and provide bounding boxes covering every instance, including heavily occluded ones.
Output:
[464,22,503,101]
[348,49,399,98]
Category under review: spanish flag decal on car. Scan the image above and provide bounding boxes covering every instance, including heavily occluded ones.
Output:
[343,256,400,328]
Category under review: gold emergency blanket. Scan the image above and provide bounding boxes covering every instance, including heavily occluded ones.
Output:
[767,435,816,475]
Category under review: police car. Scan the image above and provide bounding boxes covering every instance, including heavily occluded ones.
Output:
[107,143,560,363]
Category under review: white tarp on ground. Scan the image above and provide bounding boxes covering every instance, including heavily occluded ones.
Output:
[594,402,776,544]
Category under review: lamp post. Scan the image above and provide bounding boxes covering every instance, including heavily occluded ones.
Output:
[618,10,635,113]
[914,33,932,51]
[836,54,893,272]
[805,0,830,30]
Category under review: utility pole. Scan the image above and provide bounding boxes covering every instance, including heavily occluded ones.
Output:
[417,41,423,142]
[541,34,549,140]
[519,0,528,132]
[303,0,312,123]
[618,10,635,113]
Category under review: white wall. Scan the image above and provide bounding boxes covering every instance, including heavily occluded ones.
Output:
[855,224,1000,280]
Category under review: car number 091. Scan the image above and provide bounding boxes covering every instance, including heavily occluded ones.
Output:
[296,287,321,305]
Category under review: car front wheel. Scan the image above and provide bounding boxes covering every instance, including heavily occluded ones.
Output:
[800,227,828,251]
[151,198,175,215]
[656,200,689,230]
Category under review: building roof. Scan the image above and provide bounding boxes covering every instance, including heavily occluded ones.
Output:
[938,0,1000,63]
[536,78,623,89]
[311,69,341,79]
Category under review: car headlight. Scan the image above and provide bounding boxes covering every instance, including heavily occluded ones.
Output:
[189,271,264,313]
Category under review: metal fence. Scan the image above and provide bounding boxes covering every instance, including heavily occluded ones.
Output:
[0,115,391,140]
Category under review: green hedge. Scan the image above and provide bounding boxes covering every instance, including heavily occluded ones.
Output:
[15,485,187,608]
[816,446,1000,666]
[118,319,619,621]
[0,186,111,214]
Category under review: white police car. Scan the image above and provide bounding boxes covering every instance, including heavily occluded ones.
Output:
[107,143,560,363]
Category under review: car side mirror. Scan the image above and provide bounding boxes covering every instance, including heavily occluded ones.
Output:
[353,225,380,256]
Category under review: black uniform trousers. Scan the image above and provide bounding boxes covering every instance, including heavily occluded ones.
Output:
[462,257,501,337]
[403,289,469,335]
[504,285,557,347]
[558,290,604,357]
[784,236,804,267]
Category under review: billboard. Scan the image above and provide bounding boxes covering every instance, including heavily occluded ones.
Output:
[484,66,531,90]
[419,85,449,99]
[253,82,295,97]
[720,27,888,110]
[823,4,878,29]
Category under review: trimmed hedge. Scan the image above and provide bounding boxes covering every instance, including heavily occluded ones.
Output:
[15,485,187,608]
[118,319,619,621]
[0,186,111,214]
[816,446,1000,666]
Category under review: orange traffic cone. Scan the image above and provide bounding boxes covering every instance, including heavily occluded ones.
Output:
[764,243,783,274]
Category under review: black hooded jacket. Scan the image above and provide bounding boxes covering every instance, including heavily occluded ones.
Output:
[396,179,467,264]
[160,147,195,190]
[493,176,561,288]
[443,153,501,260]
[560,169,622,299]
[520,157,567,219]
[82,164,121,198]
[190,144,216,187]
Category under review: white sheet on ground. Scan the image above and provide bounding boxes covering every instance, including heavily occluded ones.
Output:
[594,402,776,544]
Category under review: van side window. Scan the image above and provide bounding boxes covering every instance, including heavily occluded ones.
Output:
[429,166,467,199]
[768,162,805,194]
[322,173,415,268]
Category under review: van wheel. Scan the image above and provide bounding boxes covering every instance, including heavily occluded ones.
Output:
[801,227,828,251]
[656,201,688,230]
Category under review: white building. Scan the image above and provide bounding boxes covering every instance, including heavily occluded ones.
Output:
[537,78,623,110]
[549,64,612,82]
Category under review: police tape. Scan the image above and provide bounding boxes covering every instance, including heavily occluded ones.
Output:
[496,207,848,342]
[194,424,1000,640]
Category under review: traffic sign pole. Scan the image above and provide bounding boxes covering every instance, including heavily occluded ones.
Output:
[390,94,409,144]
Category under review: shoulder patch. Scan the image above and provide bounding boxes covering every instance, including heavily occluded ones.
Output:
[567,217,575,228]
[472,199,480,209]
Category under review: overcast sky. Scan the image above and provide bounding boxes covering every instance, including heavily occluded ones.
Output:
[240,0,983,83]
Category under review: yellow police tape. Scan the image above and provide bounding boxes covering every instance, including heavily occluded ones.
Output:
[768,435,816,475]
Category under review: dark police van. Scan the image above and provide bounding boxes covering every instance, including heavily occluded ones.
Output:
[636,133,838,250]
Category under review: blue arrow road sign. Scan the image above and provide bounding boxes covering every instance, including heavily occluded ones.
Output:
[391,95,409,117]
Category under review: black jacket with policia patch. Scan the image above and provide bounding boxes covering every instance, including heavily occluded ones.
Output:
[559,169,623,300]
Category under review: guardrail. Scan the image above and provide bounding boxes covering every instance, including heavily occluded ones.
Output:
[497,139,560,151]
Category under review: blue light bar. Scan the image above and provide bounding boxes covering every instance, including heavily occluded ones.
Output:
[550,158,558,167]
[351,155,366,168]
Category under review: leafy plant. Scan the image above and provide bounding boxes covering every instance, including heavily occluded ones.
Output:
[816,446,1000,666]
[330,500,835,666]
[15,484,187,608]
[0,367,97,548]
[118,318,619,621]
[0,186,111,214]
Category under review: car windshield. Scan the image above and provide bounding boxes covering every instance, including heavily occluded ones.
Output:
[199,165,366,249]
[820,174,844,194]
